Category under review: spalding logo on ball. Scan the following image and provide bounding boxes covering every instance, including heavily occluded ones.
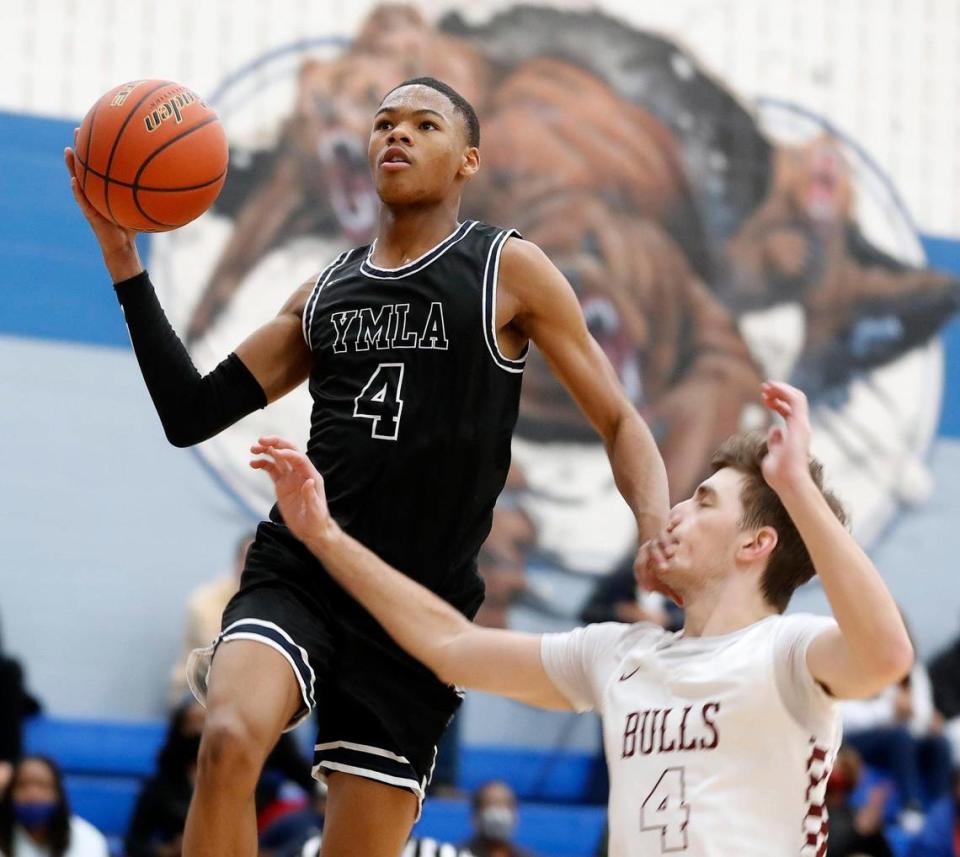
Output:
[74,79,228,232]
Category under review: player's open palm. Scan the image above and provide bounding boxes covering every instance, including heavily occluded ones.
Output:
[760,381,812,494]
[250,436,333,544]
[64,130,139,256]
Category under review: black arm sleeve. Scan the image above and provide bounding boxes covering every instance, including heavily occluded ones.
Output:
[114,271,268,448]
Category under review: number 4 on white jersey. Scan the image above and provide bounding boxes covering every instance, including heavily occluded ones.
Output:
[641,767,690,853]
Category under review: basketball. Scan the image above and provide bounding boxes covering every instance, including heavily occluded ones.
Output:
[74,79,228,232]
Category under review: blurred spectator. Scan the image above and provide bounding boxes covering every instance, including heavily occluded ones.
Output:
[906,770,960,857]
[124,700,205,857]
[168,533,254,705]
[0,755,107,857]
[826,747,894,857]
[579,555,682,630]
[929,633,960,764]
[474,505,536,630]
[258,779,325,857]
[842,660,952,819]
[462,781,536,857]
[0,615,42,774]
[255,734,315,827]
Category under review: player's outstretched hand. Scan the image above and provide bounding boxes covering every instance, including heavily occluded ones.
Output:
[64,130,141,275]
[760,381,813,495]
[250,436,336,546]
[634,539,684,607]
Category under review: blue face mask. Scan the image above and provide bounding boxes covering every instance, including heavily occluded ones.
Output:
[14,801,58,829]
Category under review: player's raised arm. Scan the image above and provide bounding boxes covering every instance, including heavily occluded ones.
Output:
[497,238,669,545]
[250,437,574,711]
[65,145,314,447]
[760,381,914,699]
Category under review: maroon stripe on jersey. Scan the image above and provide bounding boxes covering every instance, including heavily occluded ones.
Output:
[801,742,834,856]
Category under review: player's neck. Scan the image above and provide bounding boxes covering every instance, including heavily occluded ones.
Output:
[680,577,776,638]
[373,203,461,268]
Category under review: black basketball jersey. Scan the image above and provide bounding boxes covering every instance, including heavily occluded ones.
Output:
[284,220,526,602]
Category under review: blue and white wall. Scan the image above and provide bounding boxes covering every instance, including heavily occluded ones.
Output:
[2,2,959,756]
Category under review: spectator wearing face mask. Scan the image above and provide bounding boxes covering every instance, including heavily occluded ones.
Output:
[0,755,107,857]
[124,700,206,857]
[462,781,536,857]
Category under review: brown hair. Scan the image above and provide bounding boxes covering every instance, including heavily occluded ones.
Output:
[710,431,847,613]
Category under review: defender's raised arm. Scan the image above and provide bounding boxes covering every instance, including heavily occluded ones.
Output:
[761,381,913,698]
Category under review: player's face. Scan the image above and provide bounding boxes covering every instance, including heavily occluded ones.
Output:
[368,85,478,206]
[653,468,746,591]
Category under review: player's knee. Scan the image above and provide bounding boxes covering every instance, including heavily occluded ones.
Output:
[198,710,263,786]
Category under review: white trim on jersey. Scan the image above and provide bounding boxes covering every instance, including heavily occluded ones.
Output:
[482,228,527,374]
[219,618,318,712]
[361,221,478,279]
[313,740,412,766]
[302,249,357,351]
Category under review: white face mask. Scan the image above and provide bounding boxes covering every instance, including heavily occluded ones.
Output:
[478,805,517,841]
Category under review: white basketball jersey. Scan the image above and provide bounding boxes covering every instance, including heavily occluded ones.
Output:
[542,614,841,857]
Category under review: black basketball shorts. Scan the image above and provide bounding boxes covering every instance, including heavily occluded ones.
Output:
[186,521,483,812]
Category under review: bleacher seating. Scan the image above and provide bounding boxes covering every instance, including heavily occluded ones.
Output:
[24,715,607,856]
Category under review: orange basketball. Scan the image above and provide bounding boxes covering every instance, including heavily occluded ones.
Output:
[74,79,228,232]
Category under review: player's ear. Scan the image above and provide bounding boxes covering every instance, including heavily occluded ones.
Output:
[737,526,778,564]
[460,146,480,179]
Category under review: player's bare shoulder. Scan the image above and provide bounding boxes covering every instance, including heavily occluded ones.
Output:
[498,236,555,299]
[280,277,321,321]
[494,236,566,331]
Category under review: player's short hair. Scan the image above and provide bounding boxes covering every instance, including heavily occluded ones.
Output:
[382,76,480,148]
[710,432,847,613]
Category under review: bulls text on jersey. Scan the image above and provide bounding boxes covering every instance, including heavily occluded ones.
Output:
[621,703,721,758]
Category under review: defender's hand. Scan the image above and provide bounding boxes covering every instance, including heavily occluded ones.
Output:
[250,436,337,545]
[760,381,814,495]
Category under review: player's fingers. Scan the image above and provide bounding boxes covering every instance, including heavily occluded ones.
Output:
[648,540,668,570]
[763,380,807,414]
[266,448,294,474]
[249,457,281,480]
[67,174,97,220]
[767,399,793,419]
[273,447,316,479]
[302,478,322,509]
[258,435,299,452]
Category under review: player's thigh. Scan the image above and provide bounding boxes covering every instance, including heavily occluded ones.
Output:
[203,639,303,762]
[320,771,418,857]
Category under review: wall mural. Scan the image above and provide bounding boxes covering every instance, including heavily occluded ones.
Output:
[151,4,960,626]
